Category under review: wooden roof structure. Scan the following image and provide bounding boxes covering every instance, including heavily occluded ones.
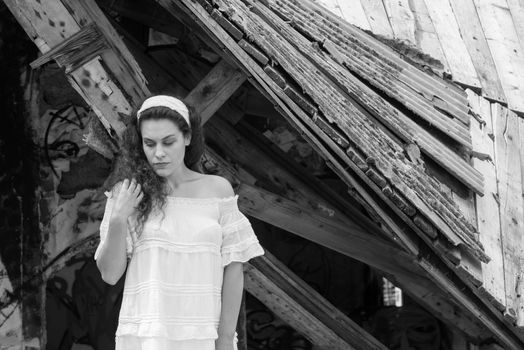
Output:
[3,0,524,348]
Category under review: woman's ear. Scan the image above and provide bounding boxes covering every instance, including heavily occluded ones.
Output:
[185,134,191,146]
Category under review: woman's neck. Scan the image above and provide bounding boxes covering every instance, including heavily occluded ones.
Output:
[165,165,194,191]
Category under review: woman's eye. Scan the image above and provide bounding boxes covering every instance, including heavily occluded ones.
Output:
[144,142,155,147]
[164,141,174,146]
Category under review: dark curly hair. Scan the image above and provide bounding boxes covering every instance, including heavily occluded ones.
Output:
[107,98,204,235]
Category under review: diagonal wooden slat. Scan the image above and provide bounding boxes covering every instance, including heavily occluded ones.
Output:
[185,59,246,124]
[246,251,388,350]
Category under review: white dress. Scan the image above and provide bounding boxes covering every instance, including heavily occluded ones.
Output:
[94,192,265,349]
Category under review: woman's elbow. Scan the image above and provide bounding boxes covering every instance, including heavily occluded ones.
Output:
[96,260,124,285]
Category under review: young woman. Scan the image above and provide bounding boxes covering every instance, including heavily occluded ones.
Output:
[94,95,264,350]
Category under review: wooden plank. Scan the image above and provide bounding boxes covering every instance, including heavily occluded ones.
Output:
[314,0,371,31]
[247,252,388,350]
[467,89,506,311]
[408,0,451,76]
[449,0,507,104]
[383,0,417,45]
[423,0,481,89]
[360,0,394,38]
[474,0,524,114]
[3,0,80,51]
[237,183,421,279]
[491,103,524,325]
[185,59,247,123]
[507,0,524,65]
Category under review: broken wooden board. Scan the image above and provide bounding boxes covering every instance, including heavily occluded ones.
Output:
[423,0,481,90]
[474,0,524,114]
[449,0,507,104]
[467,89,506,312]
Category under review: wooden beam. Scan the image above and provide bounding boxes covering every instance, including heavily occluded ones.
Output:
[2,0,149,138]
[246,251,388,350]
[185,59,246,124]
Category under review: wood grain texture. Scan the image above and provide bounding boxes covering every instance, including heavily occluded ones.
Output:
[491,103,524,325]
[467,89,506,312]
[423,0,481,89]
[475,0,524,114]
[360,0,394,37]
[407,0,451,76]
[185,59,246,124]
[314,0,371,31]
[449,0,507,104]
[383,0,417,45]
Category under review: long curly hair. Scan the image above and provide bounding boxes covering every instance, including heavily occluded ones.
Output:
[107,99,204,235]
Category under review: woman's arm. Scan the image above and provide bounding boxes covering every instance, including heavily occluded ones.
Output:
[216,262,244,349]
[95,215,129,285]
[96,179,142,285]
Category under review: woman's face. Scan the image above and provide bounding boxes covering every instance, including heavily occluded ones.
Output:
[140,118,190,177]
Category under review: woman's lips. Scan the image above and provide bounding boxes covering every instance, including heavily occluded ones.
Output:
[153,162,169,169]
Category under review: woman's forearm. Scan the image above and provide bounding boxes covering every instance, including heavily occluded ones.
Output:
[95,216,128,285]
[218,262,244,338]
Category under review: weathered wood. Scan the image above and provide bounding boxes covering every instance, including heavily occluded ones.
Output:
[247,252,388,350]
[507,0,524,59]
[276,2,472,141]
[360,0,394,38]
[449,0,507,104]
[244,265,355,349]
[270,0,472,126]
[29,24,105,70]
[269,26,484,194]
[491,103,524,325]
[237,183,421,279]
[408,0,451,76]
[467,90,506,311]
[314,0,371,31]
[474,0,524,114]
[383,0,417,45]
[156,0,522,346]
[223,0,485,259]
[423,0,481,89]
[3,0,149,138]
[185,59,246,124]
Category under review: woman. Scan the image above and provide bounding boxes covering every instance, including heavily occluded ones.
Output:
[94,95,265,350]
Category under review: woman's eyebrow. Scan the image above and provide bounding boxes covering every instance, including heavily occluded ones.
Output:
[143,134,177,141]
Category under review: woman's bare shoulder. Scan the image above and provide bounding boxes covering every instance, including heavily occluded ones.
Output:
[201,174,234,198]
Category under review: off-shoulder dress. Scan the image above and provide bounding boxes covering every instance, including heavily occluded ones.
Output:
[94,192,265,350]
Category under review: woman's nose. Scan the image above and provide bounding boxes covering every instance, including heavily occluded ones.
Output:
[155,145,165,158]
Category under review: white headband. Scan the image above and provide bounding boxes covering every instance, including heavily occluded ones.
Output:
[137,95,191,127]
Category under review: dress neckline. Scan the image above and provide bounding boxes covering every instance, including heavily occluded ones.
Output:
[166,194,238,204]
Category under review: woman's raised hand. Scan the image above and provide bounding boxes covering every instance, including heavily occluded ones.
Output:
[112,179,143,219]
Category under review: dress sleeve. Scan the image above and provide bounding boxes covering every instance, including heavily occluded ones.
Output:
[94,191,134,261]
[219,195,264,267]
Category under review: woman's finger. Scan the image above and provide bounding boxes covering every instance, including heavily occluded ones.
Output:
[134,183,141,195]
